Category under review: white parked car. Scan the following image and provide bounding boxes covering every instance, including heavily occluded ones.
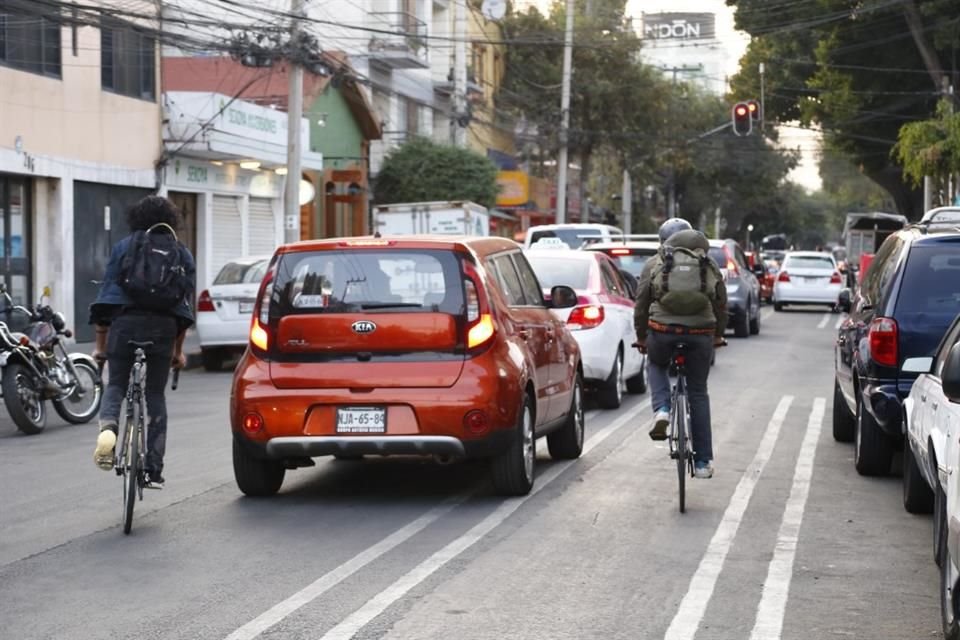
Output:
[524,248,645,409]
[524,223,624,250]
[904,316,960,639]
[196,256,271,371]
[772,251,843,311]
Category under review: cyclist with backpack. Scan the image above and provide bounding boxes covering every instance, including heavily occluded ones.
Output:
[634,218,727,479]
[89,195,196,489]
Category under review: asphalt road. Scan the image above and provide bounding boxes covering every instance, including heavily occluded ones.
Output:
[0,309,940,640]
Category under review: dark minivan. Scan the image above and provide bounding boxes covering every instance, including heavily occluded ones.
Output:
[833,224,960,475]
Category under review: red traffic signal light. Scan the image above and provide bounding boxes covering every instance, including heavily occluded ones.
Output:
[732,101,752,136]
[746,99,761,122]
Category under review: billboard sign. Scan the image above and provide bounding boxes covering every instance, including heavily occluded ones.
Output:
[642,13,716,40]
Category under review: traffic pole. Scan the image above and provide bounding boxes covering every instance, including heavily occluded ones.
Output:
[284,0,305,244]
[555,0,574,224]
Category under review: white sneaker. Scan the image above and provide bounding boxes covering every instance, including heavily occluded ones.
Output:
[694,460,715,479]
[649,409,670,440]
[94,430,116,470]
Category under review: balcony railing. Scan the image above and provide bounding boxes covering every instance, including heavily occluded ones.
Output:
[368,12,428,69]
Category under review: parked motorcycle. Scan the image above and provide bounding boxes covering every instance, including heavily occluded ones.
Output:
[0,286,102,434]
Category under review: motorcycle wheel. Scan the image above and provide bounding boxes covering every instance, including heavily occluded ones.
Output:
[53,360,103,424]
[3,362,47,434]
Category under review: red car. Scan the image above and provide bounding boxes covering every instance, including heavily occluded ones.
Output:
[230,236,585,497]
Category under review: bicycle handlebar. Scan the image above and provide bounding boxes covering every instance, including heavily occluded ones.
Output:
[171,368,180,390]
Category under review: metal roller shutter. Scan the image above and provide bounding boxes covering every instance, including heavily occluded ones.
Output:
[211,195,242,279]
[248,197,277,257]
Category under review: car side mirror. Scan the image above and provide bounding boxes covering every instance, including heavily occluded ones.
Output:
[837,288,852,313]
[550,285,578,309]
[943,343,960,402]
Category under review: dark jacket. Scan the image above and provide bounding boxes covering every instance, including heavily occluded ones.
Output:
[89,234,197,330]
[634,229,728,340]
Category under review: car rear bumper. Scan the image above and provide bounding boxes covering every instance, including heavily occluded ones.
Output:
[572,328,617,382]
[861,381,904,439]
[196,314,252,348]
[773,282,841,304]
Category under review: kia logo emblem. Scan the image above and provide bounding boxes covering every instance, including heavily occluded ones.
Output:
[351,320,377,334]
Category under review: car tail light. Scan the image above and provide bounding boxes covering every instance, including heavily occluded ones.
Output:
[249,267,275,353]
[242,412,264,434]
[830,271,843,284]
[567,304,605,330]
[463,409,490,435]
[462,259,496,354]
[198,289,215,312]
[778,271,790,283]
[610,248,631,256]
[869,317,898,367]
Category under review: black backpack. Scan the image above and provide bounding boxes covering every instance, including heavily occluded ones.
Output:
[118,223,189,312]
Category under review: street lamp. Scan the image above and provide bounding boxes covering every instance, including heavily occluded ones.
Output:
[747,224,755,251]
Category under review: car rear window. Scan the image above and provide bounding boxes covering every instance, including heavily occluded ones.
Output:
[895,245,960,314]
[598,250,656,277]
[525,255,591,290]
[271,249,464,315]
[708,247,727,268]
[213,259,269,285]
[784,256,834,270]
[530,228,601,249]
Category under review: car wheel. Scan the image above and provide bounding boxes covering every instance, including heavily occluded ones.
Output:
[942,519,960,640]
[233,439,285,497]
[854,401,893,476]
[937,484,948,567]
[749,302,761,335]
[733,309,749,338]
[597,349,624,409]
[903,443,934,514]
[548,374,584,459]
[626,359,647,394]
[832,379,855,442]
[491,393,535,496]
[202,348,225,372]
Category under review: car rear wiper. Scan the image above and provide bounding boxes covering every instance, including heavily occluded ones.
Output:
[359,302,424,309]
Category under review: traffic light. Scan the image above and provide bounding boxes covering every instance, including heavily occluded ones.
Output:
[746,99,761,124]
[732,102,752,136]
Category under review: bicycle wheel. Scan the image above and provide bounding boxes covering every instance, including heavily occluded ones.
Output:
[675,391,687,514]
[121,415,140,535]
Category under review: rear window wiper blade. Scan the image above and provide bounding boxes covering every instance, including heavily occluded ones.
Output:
[359,302,424,309]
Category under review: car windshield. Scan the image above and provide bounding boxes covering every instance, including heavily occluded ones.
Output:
[529,228,601,250]
[271,250,464,315]
[213,259,269,285]
[784,256,834,270]
[600,251,655,277]
[525,255,591,290]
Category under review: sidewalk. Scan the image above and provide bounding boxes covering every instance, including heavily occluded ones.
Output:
[75,329,204,370]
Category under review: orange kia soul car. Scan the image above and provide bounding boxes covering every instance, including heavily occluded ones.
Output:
[230,236,585,496]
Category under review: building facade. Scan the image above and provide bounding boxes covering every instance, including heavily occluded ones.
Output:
[639,12,729,95]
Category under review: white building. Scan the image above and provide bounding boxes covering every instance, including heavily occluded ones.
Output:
[639,12,729,95]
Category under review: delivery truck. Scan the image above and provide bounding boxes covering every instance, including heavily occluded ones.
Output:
[373,201,490,236]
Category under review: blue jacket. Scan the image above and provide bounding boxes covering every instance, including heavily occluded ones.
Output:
[89,234,197,329]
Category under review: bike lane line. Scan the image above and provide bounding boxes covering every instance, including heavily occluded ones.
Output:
[748,397,825,640]
[816,314,830,330]
[317,399,651,640]
[663,395,794,640]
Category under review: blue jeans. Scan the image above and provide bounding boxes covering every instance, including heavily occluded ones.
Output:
[100,313,177,474]
[646,331,714,463]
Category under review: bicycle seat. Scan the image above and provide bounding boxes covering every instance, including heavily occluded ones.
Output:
[128,340,154,348]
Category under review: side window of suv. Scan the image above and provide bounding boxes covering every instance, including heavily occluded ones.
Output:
[490,254,527,307]
[511,253,545,306]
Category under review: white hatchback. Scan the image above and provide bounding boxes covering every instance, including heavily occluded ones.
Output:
[772,251,843,311]
[525,249,646,409]
[195,256,271,371]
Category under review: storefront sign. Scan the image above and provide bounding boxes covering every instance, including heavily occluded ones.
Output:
[496,171,530,207]
[642,13,715,40]
[165,158,283,198]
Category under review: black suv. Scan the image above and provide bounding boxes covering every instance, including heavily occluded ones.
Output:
[833,224,960,475]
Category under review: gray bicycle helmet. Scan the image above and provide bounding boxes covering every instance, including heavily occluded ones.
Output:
[658,218,693,243]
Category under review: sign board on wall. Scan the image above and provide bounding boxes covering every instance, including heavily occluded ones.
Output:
[496,171,530,207]
[642,13,716,40]
[164,158,283,198]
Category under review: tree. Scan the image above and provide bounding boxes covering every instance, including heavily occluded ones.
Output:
[727,0,960,219]
[373,137,499,208]
[893,99,960,206]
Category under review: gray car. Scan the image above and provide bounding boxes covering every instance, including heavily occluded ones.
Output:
[707,239,763,338]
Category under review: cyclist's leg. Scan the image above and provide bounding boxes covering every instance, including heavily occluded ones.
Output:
[645,331,672,439]
[94,316,136,469]
[142,317,177,479]
[684,334,715,470]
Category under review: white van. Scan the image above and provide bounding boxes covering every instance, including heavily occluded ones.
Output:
[524,224,624,250]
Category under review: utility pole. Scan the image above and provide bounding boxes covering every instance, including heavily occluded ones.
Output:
[759,62,766,133]
[452,0,467,147]
[555,0,574,224]
[621,169,632,235]
[284,0,305,244]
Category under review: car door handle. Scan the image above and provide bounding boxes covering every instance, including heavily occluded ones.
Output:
[933,403,939,412]
[921,394,927,402]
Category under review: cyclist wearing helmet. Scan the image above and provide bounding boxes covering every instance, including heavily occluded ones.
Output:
[634,218,727,478]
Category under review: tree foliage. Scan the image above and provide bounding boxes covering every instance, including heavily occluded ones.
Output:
[893,99,960,204]
[727,0,960,219]
[373,137,499,208]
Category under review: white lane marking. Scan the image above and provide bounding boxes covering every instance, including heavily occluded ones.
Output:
[749,398,825,640]
[224,401,644,640]
[663,395,794,640]
[834,314,845,330]
[816,314,830,329]
[319,399,651,640]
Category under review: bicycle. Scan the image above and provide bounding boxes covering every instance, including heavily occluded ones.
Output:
[111,341,179,534]
[668,343,694,514]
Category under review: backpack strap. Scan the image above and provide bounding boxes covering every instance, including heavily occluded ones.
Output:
[698,255,708,294]
[660,247,674,294]
[146,223,178,241]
